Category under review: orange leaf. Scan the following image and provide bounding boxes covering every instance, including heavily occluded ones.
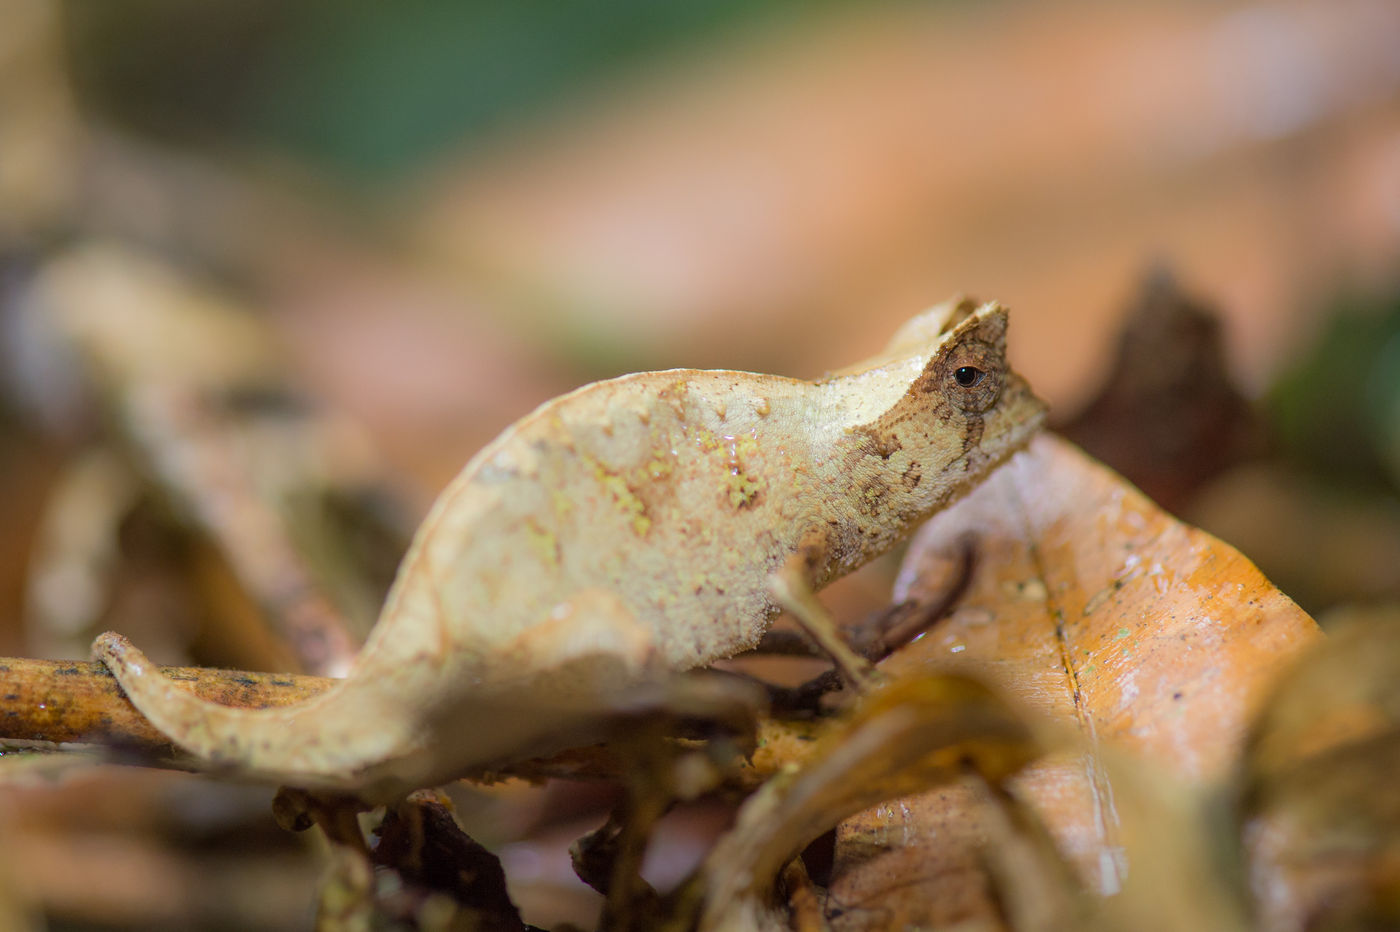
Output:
[827,434,1321,929]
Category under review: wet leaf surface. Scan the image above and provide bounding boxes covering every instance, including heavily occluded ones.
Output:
[826,434,1322,929]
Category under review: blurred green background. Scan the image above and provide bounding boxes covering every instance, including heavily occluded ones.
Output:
[67,0,853,182]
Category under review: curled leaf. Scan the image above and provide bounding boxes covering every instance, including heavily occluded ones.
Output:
[692,674,1041,932]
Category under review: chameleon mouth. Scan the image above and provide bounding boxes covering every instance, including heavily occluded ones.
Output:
[940,373,1045,507]
[978,372,1048,463]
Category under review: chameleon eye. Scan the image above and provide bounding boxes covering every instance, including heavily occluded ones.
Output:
[954,366,984,387]
[939,341,1003,413]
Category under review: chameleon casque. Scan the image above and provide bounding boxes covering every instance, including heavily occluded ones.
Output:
[94,298,1045,798]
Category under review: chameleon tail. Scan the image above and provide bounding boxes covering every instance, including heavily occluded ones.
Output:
[92,631,404,791]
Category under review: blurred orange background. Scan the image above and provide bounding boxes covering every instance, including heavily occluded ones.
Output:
[6,0,1399,485]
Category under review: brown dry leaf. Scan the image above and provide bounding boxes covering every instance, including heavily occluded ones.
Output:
[19,244,412,675]
[692,676,1042,932]
[826,434,1321,930]
[1056,270,1264,513]
[1242,606,1400,931]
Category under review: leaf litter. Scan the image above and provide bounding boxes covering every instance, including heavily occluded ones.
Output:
[2,245,1369,930]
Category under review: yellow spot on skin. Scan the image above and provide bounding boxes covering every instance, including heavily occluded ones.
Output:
[727,472,761,508]
[755,398,770,417]
[646,454,674,481]
[720,429,765,508]
[587,455,651,538]
[693,428,721,453]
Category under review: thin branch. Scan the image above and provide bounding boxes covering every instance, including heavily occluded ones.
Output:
[0,656,708,785]
[0,656,328,753]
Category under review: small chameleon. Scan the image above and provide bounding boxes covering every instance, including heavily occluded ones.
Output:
[94,298,1045,798]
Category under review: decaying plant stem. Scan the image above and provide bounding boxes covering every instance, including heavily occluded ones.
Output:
[0,656,781,786]
[0,656,329,754]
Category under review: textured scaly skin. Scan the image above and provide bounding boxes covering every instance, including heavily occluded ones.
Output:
[94,299,1045,799]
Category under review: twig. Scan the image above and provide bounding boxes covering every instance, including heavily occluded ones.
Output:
[0,656,753,786]
[0,656,328,753]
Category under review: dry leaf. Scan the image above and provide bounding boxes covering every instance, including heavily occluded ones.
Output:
[826,434,1321,929]
[693,675,1042,932]
[1242,606,1400,931]
[21,244,407,674]
[1057,269,1263,512]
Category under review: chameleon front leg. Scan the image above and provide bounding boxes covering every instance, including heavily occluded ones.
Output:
[768,557,878,693]
[754,534,978,713]
[755,534,976,660]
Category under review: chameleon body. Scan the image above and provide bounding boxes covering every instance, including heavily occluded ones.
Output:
[94,299,1045,798]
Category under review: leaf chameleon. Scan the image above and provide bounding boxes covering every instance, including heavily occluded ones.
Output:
[94,299,1045,798]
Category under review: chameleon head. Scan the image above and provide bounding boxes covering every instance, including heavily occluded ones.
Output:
[824,298,1046,542]
[918,298,1046,479]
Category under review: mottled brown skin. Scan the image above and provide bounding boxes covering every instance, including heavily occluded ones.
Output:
[93,299,1045,798]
